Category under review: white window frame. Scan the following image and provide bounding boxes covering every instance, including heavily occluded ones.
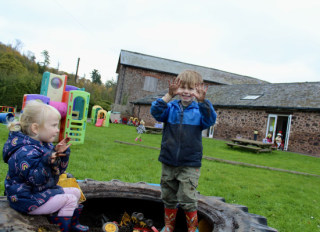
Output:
[266,114,292,151]
[143,76,158,92]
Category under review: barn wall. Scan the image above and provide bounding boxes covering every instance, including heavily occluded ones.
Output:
[115,65,219,106]
[133,104,320,156]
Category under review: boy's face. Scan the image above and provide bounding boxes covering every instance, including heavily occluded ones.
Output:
[178,83,196,106]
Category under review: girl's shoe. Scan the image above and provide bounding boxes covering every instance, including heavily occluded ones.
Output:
[71,204,89,231]
[48,216,71,231]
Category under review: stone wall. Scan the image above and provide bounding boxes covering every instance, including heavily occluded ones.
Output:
[115,65,176,105]
[209,108,320,156]
[115,65,219,106]
[289,111,320,155]
[133,104,156,126]
[132,104,320,156]
[213,108,268,141]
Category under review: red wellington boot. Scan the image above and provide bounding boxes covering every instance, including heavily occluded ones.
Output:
[185,210,198,232]
[163,208,178,232]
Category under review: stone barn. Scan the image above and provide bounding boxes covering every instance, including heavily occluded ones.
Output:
[132,82,320,156]
[114,50,267,113]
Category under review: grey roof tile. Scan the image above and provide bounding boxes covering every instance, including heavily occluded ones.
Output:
[117,50,268,85]
[133,82,320,110]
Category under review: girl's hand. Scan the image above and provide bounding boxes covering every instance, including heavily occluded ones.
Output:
[50,152,66,164]
[192,83,208,103]
[168,78,182,97]
[55,137,71,153]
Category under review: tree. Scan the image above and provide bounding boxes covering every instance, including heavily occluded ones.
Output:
[105,78,117,102]
[105,78,116,88]
[37,50,50,73]
[26,50,36,62]
[13,39,24,52]
[41,50,50,67]
[0,53,27,75]
[91,69,102,85]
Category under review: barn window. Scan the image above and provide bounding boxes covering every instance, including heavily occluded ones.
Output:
[241,95,262,100]
[143,76,158,92]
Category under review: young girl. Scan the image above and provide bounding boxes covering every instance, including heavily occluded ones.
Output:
[2,100,89,232]
[135,120,146,141]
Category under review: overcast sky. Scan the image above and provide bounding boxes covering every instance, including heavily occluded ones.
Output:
[1,0,319,84]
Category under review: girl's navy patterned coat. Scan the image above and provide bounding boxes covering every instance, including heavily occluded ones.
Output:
[136,124,146,134]
[2,131,70,213]
[150,99,217,167]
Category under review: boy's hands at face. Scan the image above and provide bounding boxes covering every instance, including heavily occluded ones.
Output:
[168,78,182,97]
[192,83,208,103]
[55,137,71,153]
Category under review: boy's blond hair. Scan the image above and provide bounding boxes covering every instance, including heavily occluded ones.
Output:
[8,100,61,136]
[176,70,203,88]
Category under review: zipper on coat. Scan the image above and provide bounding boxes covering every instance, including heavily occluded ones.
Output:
[176,102,184,163]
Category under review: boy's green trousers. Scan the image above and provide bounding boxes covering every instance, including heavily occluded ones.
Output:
[160,163,201,212]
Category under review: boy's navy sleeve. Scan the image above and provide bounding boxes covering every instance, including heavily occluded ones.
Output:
[198,100,217,130]
[150,98,170,122]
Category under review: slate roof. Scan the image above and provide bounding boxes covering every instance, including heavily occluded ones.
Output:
[132,82,320,111]
[117,50,268,85]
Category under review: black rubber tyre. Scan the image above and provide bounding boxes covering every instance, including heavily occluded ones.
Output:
[0,179,278,232]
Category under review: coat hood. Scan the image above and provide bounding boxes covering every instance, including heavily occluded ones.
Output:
[2,131,45,163]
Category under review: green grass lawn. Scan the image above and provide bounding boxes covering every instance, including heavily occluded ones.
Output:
[0,123,320,231]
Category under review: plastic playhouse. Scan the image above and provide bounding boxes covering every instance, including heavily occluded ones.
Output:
[127,117,140,126]
[22,72,90,144]
[0,106,16,116]
[91,105,111,127]
[0,106,16,124]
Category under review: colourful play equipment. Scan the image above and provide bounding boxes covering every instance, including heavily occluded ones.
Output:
[127,117,140,126]
[0,106,16,116]
[22,72,90,144]
[91,105,111,127]
[91,105,102,125]
[0,113,14,124]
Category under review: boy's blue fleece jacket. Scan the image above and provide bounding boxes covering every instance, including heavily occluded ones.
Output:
[150,99,217,167]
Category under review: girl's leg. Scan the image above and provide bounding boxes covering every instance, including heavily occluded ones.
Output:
[28,193,78,217]
[63,187,81,202]
[135,134,141,141]
[57,188,81,216]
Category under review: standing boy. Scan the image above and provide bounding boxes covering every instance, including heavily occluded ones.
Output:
[150,70,217,232]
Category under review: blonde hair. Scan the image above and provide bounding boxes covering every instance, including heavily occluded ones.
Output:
[8,100,61,136]
[176,70,203,88]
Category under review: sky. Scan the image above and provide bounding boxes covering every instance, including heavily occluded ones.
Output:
[1,0,319,84]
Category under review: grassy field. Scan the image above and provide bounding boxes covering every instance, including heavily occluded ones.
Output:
[0,123,319,231]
